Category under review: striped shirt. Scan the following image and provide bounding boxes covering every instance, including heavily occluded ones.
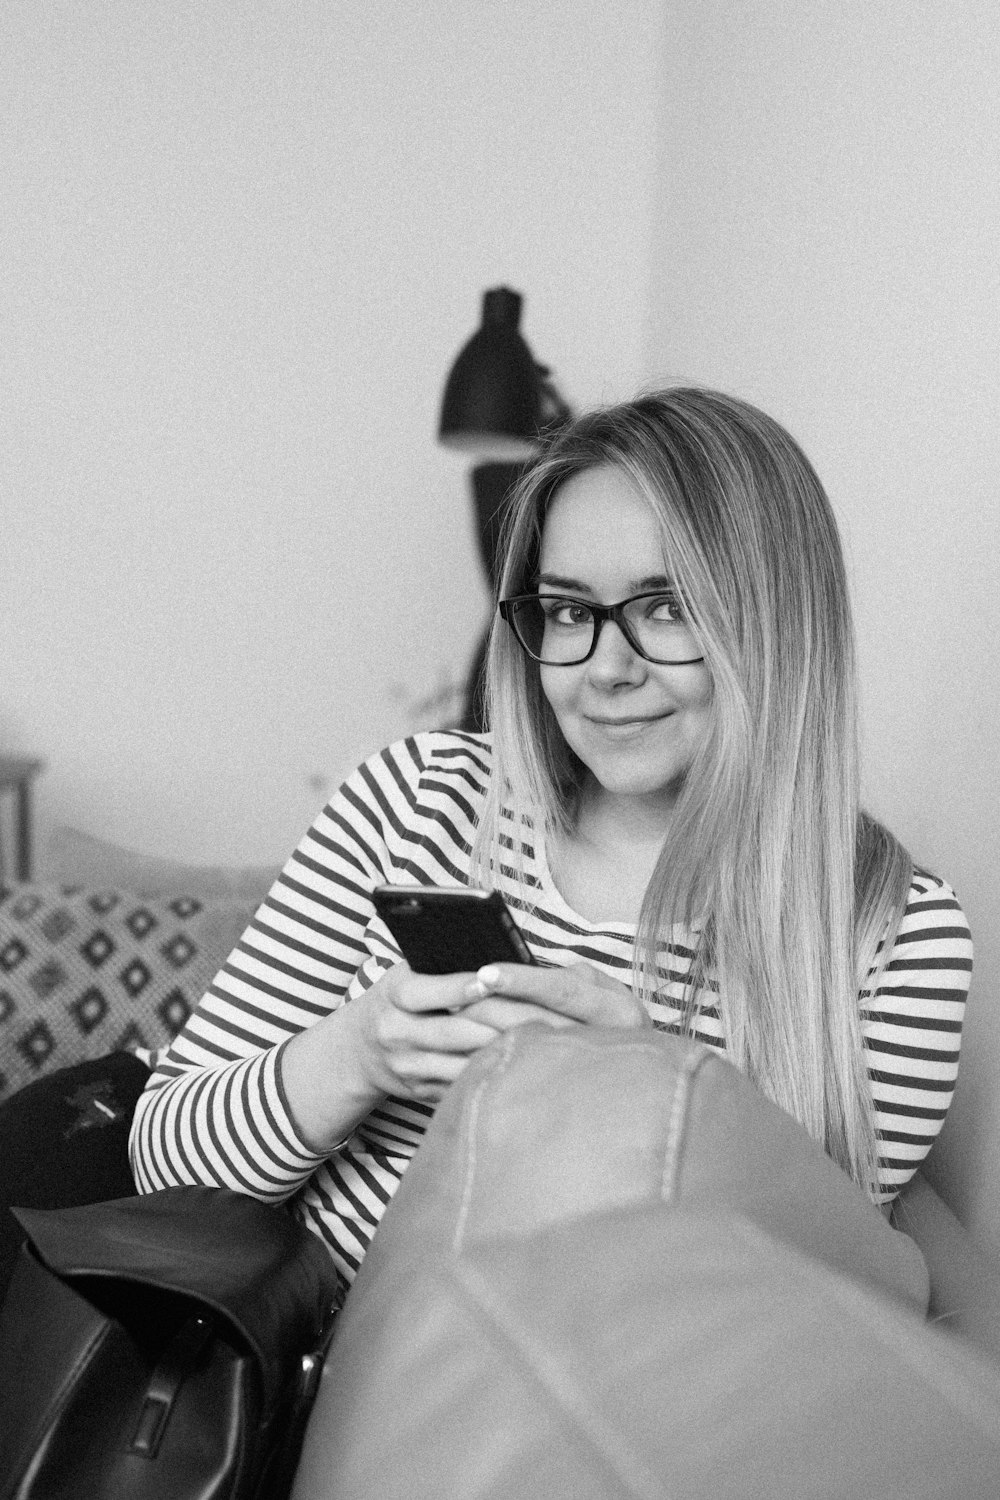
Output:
[129,731,973,1289]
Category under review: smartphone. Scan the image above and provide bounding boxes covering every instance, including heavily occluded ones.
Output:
[371,885,535,975]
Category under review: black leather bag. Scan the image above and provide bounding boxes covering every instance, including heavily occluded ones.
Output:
[0,1186,340,1500]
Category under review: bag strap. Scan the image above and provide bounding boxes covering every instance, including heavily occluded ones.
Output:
[129,1313,215,1458]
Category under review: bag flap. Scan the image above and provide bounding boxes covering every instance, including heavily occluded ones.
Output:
[13,1188,339,1408]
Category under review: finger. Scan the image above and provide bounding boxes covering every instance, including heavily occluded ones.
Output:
[461,997,578,1032]
[464,962,611,1020]
[390,1012,499,1054]
[391,966,480,1015]
[393,1050,474,1096]
[469,962,646,1029]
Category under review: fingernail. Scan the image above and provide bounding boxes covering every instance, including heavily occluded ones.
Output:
[477,965,501,987]
[464,979,485,1001]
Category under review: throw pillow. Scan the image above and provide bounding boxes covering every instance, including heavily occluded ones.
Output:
[0,884,257,1099]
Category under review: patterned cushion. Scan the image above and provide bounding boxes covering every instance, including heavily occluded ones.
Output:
[0,884,257,1099]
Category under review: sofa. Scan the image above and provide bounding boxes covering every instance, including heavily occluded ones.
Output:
[4,830,1000,1495]
[289,1025,1000,1498]
[0,826,278,1101]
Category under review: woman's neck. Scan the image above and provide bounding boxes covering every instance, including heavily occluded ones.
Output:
[575,778,678,856]
[547,780,674,924]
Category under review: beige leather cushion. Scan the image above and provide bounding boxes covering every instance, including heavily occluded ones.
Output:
[293,1029,1000,1499]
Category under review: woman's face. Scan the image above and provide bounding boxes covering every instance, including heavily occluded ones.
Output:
[537,466,713,825]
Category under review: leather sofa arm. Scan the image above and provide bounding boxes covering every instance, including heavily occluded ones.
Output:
[892,1172,1000,1367]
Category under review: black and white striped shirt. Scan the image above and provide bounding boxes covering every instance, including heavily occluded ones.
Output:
[129,731,973,1288]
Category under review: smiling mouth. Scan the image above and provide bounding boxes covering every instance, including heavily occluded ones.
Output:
[587,714,669,728]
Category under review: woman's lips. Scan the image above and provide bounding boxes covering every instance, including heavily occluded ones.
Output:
[585,713,671,735]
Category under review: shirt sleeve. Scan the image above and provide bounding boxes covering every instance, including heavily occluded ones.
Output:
[128,739,424,1199]
[863,870,973,1202]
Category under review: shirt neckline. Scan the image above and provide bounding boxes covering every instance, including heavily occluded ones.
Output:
[530,824,640,937]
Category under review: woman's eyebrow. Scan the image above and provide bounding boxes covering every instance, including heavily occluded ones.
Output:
[536,572,594,594]
[536,572,675,594]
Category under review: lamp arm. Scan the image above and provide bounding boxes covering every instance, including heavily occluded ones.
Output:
[534,364,573,438]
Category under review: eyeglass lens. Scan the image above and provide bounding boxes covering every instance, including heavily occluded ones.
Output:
[508,594,700,665]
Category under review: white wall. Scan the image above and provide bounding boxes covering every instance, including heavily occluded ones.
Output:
[0,0,661,866]
[8,0,993,1242]
[648,1,1000,1245]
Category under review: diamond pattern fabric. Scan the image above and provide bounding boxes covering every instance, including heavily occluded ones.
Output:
[0,883,258,1099]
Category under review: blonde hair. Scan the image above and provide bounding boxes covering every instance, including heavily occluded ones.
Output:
[472,387,911,1197]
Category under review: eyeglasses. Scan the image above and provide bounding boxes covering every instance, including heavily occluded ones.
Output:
[499,591,704,666]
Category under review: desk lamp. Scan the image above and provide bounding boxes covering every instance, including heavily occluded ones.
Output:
[438,287,572,729]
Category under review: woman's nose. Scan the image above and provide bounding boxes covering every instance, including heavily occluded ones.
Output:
[586,617,645,684]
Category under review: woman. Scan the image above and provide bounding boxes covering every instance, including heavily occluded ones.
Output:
[129,388,972,1294]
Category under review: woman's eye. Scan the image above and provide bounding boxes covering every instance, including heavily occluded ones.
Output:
[646,594,683,622]
[540,598,591,628]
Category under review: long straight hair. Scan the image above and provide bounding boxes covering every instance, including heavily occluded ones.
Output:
[471,388,911,1197]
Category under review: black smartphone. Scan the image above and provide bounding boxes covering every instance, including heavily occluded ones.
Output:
[371,885,535,975]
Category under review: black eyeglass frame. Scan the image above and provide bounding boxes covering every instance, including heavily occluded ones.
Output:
[498,590,706,667]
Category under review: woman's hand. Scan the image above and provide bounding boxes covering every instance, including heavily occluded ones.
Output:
[460,960,650,1033]
[281,959,647,1156]
[282,961,503,1152]
[349,960,504,1104]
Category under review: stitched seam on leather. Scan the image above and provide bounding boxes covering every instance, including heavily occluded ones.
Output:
[453,1031,518,1255]
[453,1255,666,1500]
[454,1030,708,1246]
[452,1030,663,1255]
[538,1034,671,1062]
[661,1044,714,1203]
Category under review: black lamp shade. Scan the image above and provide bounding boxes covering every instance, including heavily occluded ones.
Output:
[438,288,543,461]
